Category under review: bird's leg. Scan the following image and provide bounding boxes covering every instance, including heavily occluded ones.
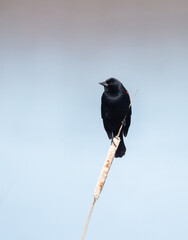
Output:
[111,132,117,147]
[121,118,127,126]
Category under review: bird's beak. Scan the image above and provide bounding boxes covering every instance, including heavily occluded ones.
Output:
[99,81,108,87]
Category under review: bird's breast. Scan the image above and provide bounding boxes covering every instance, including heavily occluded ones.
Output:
[102,92,128,120]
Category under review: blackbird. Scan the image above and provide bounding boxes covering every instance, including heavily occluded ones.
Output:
[99,78,131,158]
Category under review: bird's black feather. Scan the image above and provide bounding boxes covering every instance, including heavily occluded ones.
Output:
[100,78,131,158]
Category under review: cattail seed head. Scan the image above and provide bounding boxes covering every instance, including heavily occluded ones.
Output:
[94,137,121,200]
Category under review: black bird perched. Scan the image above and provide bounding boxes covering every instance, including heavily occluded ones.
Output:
[99,78,131,158]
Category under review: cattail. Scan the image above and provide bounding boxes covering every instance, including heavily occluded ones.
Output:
[81,89,138,240]
[94,137,121,200]
[81,137,121,240]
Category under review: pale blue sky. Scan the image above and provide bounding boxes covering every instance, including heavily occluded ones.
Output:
[0,1,188,239]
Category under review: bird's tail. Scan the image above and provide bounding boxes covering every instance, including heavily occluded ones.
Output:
[115,136,126,158]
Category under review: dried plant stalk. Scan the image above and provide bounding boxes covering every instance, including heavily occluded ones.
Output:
[82,90,138,240]
[94,137,121,200]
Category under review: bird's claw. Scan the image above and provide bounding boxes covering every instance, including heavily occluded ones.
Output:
[111,138,117,147]
[111,133,117,147]
[121,119,126,126]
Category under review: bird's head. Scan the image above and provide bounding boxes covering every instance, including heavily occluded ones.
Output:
[99,78,122,94]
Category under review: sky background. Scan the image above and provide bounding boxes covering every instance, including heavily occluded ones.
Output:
[0,0,188,239]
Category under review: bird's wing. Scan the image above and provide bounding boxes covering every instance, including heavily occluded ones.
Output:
[123,90,132,137]
[101,97,112,139]
[123,107,131,137]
